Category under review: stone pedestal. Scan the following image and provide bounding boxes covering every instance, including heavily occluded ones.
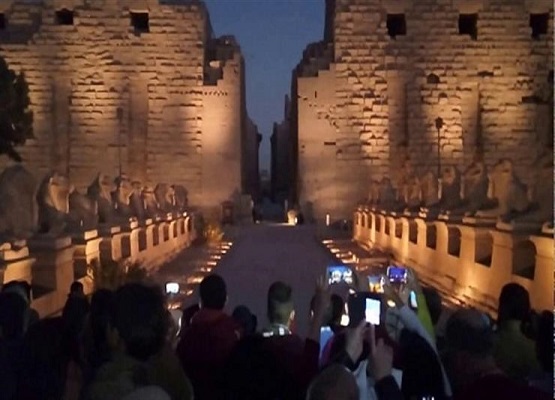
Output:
[71,229,102,281]
[360,210,370,244]
[120,221,140,260]
[433,221,450,256]
[438,212,464,223]
[138,219,156,253]
[397,217,411,263]
[375,214,388,248]
[541,222,553,236]
[413,218,438,269]
[415,218,437,250]
[462,215,497,227]
[494,232,537,279]
[0,241,35,285]
[459,225,493,267]
[369,211,377,244]
[418,208,440,220]
[28,236,74,317]
[528,235,555,311]
[98,226,124,264]
[496,220,544,234]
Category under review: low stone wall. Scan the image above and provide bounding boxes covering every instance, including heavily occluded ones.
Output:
[0,214,196,317]
[353,207,553,315]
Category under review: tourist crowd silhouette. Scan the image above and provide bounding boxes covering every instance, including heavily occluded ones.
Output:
[0,266,551,400]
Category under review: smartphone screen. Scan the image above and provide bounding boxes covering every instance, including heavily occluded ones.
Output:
[327,265,353,285]
[319,326,334,358]
[348,292,382,326]
[165,282,180,294]
[409,290,418,309]
[387,266,407,283]
[368,275,384,293]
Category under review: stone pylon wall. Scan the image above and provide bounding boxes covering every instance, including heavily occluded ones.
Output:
[295,0,553,219]
[0,0,244,209]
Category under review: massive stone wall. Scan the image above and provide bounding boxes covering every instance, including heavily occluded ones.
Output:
[244,117,261,198]
[0,0,246,210]
[294,0,553,220]
[271,95,291,202]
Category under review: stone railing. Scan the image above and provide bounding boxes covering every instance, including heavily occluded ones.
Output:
[353,206,553,315]
[0,213,196,317]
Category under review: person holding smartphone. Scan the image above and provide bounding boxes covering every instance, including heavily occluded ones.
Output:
[382,270,452,399]
[327,321,403,400]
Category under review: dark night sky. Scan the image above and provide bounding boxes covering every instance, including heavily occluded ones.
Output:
[204,0,324,172]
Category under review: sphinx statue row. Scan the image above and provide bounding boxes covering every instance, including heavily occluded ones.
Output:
[366,154,553,229]
[0,165,190,242]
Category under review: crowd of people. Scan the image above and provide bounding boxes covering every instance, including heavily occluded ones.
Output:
[0,268,552,400]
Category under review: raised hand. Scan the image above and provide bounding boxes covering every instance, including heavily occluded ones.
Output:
[313,275,331,318]
[345,319,366,363]
[367,323,394,381]
[382,281,404,308]
[307,275,331,342]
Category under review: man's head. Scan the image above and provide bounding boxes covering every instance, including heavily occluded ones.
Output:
[497,283,530,324]
[445,308,493,357]
[69,281,85,297]
[329,294,345,325]
[108,283,168,361]
[267,281,294,326]
[232,305,257,335]
[443,308,495,389]
[199,274,227,310]
[311,293,343,325]
[2,280,32,304]
[0,291,29,340]
[306,364,359,400]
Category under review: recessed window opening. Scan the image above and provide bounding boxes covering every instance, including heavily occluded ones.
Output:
[0,14,6,30]
[530,13,549,39]
[387,14,406,39]
[56,9,74,25]
[427,73,440,84]
[459,14,478,40]
[131,12,149,34]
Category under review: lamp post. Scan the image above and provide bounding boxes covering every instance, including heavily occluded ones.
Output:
[435,117,443,179]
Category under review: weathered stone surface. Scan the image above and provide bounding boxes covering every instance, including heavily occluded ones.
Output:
[292,0,553,220]
[36,171,71,236]
[68,188,98,231]
[439,166,463,211]
[87,173,115,225]
[0,165,38,241]
[172,184,189,212]
[155,183,176,214]
[460,158,490,215]
[112,174,134,221]
[142,186,161,220]
[377,178,402,211]
[130,180,146,221]
[0,1,248,211]
[420,171,439,208]
[476,158,530,220]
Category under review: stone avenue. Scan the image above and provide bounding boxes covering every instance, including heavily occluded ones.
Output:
[0,0,552,321]
[155,224,341,337]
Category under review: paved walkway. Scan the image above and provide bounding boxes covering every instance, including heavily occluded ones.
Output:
[155,223,340,337]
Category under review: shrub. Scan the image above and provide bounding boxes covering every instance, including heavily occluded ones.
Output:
[87,258,148,291]
[203,220,224,245]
